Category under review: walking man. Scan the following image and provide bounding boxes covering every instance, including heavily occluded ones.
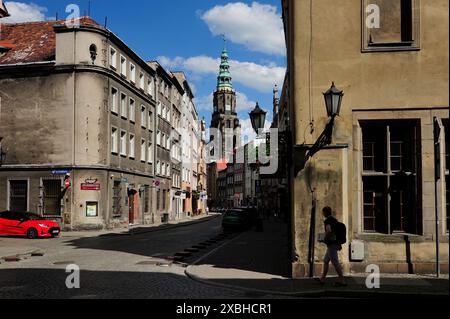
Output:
[319,206,347,286]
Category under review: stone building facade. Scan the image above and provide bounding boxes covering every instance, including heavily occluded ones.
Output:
[282,0,449,277]
[0,18,201,230]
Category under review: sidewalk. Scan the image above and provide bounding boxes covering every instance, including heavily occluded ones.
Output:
[186,220,449,297]
[62,213,219,238]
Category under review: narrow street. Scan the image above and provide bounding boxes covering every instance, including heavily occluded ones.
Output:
[0,216,264,299]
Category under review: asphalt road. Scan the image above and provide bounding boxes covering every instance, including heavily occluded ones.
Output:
[0,217,272,299]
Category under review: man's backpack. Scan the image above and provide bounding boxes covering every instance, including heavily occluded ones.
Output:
[334,221,347,245]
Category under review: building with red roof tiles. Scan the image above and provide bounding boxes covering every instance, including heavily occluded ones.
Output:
[0,17,169,230]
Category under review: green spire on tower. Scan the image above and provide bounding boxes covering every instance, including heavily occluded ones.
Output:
[217,36,233,90]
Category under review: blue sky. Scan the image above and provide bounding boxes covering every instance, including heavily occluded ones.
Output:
[4,0,286,136]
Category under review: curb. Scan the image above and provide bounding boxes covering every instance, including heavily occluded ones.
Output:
[184,229,449,298]
[65,214,221,238]
[186,268,449,298]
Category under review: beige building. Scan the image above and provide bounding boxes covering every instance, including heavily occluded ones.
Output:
[0,18,160,230]
[282,0,449,277]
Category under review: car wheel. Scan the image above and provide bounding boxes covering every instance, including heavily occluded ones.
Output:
[27,228,38,239]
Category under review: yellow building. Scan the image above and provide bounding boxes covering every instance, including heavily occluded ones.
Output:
[282,0,449,277]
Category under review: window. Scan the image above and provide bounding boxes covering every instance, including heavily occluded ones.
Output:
[166,164,170,176]
[143,185,150,213]
[111,87,118,114]
[157,131,161,145]
[121,93,127,118]
[112,181,122,217]
[111,127,118,154]
[156,161,161,175]
[43,179,62,216]
[139,72,145,90]
[130,64,136,83]
[148,110,153,130]
[157,102,162,116]
[9,180,28,211]
[148,142,153,164]
[120,55,127,77]
[362,0,420,51]
[129,98,136,123]
[129,134,135,159]
[141,139,146,162]
[360,120,421,234]
[162,162,166,176]
[166,135,171,150]
[148,79,154,97]
[110,47,117,69]
[162,190,167,210]
[157,189,160,210]
[120,130,127,156]
[141,105,146,128]
[225,104,232,112]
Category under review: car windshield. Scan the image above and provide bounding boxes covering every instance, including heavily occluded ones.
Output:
[21,213,44,220]
[226,210,245,216]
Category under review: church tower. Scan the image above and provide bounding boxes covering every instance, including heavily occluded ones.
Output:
[210,39,241,162]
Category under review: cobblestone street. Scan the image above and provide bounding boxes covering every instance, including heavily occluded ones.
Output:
[0,216,275,299]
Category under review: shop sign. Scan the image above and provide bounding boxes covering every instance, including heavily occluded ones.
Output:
[81,183,101,191]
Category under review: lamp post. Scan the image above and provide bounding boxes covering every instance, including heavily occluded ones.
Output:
[249,103,267,232]
[305,82,344,278]
[0,137,6,167]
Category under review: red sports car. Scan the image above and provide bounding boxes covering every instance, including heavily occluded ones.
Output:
[0,211,61,239]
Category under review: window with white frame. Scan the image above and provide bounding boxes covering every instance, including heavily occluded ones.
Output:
[129,98,136,123]
[120,55,127,77]
[157,131,161,145]
[130,64,136,83]
[162,162,166,176]
[156,161,161,175]
[166,135,170,149]
[139,72,145,90]
[166,164,170,177]
[157,102,162,116]
[111,87,118,114]
[129,134,135,159]
[148,142,153,164]
[111,127,118,154]
[148,79,154,97]
[120,130,127,156]
[110,47,117,69]
[121,93,127,118]
[162,134,166,148]
[141,105,146,128]
[148,110,153,130]
[141,139,146,162]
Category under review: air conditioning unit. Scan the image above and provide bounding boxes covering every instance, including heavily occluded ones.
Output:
[350,240,365,261]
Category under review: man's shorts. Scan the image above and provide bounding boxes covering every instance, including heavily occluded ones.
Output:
[324,244,342,265]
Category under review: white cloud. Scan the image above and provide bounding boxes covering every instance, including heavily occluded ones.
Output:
[3,1,47,23]
[201,2,285,56]
[158,55,285,93]
[194,91,256,113]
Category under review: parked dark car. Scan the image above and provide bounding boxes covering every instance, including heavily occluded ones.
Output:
[235,206,258,226]
[222,209,252,231]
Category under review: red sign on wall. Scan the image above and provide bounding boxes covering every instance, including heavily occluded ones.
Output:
[81,183,101,191]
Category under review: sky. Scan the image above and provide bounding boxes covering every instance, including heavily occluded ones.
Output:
[3,0,286,139]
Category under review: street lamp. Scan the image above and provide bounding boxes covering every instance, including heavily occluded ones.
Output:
[323,82,344,119]
[0,137,6,167]
[248,103,268,232]
[249,102,267,134]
